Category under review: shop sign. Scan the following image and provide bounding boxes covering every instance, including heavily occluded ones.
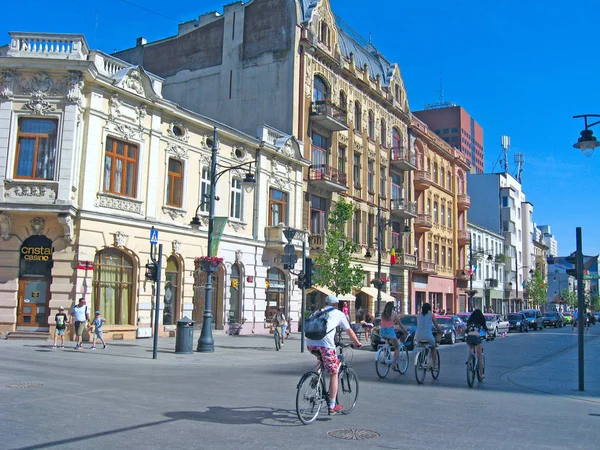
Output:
[21,245,53,261]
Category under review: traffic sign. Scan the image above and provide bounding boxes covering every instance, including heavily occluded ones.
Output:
[281,254,298,267]
[150,227,159,245]
[283,228,296,242]
[284,244,295,255]
[583,273,599,280]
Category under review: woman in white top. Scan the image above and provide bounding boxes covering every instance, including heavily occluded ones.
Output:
[414,303,443,368]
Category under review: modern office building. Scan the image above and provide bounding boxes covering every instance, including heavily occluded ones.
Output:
[537,224,559,257]
[413,106,484,174]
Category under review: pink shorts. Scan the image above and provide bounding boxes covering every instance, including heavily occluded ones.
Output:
[308,345,340,374]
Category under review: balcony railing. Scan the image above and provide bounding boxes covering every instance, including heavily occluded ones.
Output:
[457,193,471,210]
[457,229,470,244]
[308,233,326,250]
[414,169,432,189]
[390,146,417,170]
[390,198,417,218]
[417,259,436,273]
[309,164,348,191]
[414,213,432,230]
[309,101,349,131]
[396,252,417,268]
[7,32,89,60]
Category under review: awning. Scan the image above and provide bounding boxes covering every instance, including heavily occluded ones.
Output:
[338,293,356,302]
[308,286,355,302]
[308,285,335,296]
[359,287,394,302]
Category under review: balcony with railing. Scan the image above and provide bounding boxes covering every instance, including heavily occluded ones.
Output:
[308,233,326,251]
[6,32,89,60]
[415,259,436,274]
[395,252,418,269]
[390,198,418,219]
[457,193,471,211]
[309,164,348,192]
[456,269,470,281]
[309,101,349,131]
[414,213,432,232]
[264,224,303,250]
[457,229,470,245]
[390,146,417,171]
[414,169,432,190]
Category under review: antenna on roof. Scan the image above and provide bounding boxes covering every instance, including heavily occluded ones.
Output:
[424,71,456,110]
[500,135,510,174]
[514,152,524,183]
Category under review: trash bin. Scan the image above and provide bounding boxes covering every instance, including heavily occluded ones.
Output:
[175,316,195,354]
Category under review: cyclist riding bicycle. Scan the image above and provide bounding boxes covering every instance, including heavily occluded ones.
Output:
[466,308,490,379]
[380,301,409,371]
[414,303,443,368]
[272,307,287,346]
[306,294,362,415]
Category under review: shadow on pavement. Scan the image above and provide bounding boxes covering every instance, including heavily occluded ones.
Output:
[164,406,302,427]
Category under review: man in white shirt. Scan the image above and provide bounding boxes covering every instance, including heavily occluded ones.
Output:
[70,298,90,350]
[306,294,361,415]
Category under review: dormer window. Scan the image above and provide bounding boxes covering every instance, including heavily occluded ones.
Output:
[319,22,331,48]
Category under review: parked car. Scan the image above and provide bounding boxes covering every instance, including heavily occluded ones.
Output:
[562,312,574,324]
[456,312,471,324]
[519,309,544,330]
[495,314,511,335]
[542,312,565,328]
[484,314,500,337]
[370,314,416,351]
[435,315,467,344]
[507,313,529,332]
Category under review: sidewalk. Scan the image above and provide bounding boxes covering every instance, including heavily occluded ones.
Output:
[504,328,600,402]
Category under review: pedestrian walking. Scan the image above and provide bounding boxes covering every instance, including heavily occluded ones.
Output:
[70,298,90,350]
[341,301,350,321]
[52,307,68,348]
[90,311,107,350]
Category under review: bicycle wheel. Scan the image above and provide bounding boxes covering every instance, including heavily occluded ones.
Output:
[477,354,486,382]
[415,350,427,384]
[375,347,390,378]
[397,345,409,375]
[430,348,440,380]
[274,329,281,351]
[466,354,476,388]
[337,367,359,414]
[296,371,323,424]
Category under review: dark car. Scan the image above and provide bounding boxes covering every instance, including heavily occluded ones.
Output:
[370,314,417,351]
[435,315,467,344]
[507,313,529,332]
[542,312,564,328]
[519,309,544,331]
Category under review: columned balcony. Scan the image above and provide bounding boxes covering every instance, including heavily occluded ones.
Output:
[309,101,349,131]
[414,213,432,232]
[395,252,418,269]
[390,146,417,171]
[390,198,418,219]
[308,233,326,251]
[309,164,348,192]
[458,229,470,246]
[415,259,436,274]
[264,224,303,250]
[414,169,432,190]
[457,193,471,211]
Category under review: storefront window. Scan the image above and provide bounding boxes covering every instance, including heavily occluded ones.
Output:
[92,248,133,325]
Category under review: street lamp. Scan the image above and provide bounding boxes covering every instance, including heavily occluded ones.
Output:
[466,234,493,312]
[365,198,410,318]
[508,260,535,310]
[573,114,600,157]
[190,126,257,353]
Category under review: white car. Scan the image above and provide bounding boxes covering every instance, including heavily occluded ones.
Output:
[484,314,509,337]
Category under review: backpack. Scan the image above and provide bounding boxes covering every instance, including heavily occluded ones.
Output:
[304,306,334,340]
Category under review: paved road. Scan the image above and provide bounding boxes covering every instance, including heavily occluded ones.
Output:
[1,326,599,449]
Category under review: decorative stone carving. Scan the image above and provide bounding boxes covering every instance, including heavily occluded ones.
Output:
[0,211,12,240]
[24,92,53,115]
[105,121,138,140]
[162,205,186,220]
[167,122,190,142]
[57,213,74,244]
[135,104,146,130]
[0,70,17,99]
[4,182,57,201]
[123,69,144,96]
[166,143,188,160]
[30,72,53,93]
[114,231,127,248]
[229,221,247,232]
[200,154,211,167]
[272,176,291,190]
[380,156,388,167]
[31,217,45,235]
[108,94,121,120]
[66,71,84,104]
[95,193,143,214]
[368,149,376,161]
[235,249,242,263]
[338,133,348,146]
[172,240,181,254]
[231,146,247,160]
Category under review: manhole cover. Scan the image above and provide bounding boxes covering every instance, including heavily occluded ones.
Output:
[6,383,43,389]
[328,429,380,440]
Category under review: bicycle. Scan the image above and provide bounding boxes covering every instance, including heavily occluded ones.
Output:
[414,339,440,384]
[295,343,359,425]
[375,336,409,378]
[466,334,493,388]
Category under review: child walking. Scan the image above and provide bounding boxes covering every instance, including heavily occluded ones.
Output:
[52,306,68,348]
[91,311,107,350]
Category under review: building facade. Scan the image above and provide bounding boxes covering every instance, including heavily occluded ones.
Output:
[0,32,309,337]
[413,105,484,174]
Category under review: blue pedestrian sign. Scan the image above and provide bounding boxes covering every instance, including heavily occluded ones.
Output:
[150,227,159,245]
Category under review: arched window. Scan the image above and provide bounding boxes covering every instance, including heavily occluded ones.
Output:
[380,119,387,147]
[447,170,452,191]
[313,76,329,103]
[163,256,179,325]
[368,110,375,140]
[266,268,286,321]
[392,128,402,159]
[92,248,134,325]
[229,263,242,323]
[354,101,362,132]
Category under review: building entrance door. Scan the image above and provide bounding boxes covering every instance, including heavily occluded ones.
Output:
[17,278,49,329]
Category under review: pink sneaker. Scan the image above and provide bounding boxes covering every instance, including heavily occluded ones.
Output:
[328,404,343,415]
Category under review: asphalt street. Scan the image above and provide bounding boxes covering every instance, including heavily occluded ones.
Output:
[1,325,599,450]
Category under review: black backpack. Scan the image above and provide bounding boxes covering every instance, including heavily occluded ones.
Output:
[304,306,335,340]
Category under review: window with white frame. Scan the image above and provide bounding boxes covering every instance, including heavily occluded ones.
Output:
[200,166,211,213]
[15,118,58,180]
[230,177,242,220]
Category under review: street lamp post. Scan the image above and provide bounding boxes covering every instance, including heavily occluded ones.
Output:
[191,127,256,353]
[467,234,493,312]
[573,114,600,157]
[508,257,534,310]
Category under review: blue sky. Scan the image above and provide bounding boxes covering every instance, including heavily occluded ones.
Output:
[2,0,599,255]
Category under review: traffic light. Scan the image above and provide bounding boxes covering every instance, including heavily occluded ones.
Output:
[145,262,158,281]
[566,253,577,278]
[304,258,314,289]
[296,272,306,288]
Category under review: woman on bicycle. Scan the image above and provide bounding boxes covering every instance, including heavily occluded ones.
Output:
[466,309,489,379]
[380,301,409,371]
[414,303,442,368]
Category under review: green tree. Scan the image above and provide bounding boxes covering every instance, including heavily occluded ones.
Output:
[561,288,578,310]
[524,270,547,309]
[585,290,599,311]
[313,198,365,296]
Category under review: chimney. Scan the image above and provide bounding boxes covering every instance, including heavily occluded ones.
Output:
[136,37,147,46]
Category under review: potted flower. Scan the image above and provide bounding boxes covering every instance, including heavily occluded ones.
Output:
[371,276,389,289]
[195,256,224,272]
